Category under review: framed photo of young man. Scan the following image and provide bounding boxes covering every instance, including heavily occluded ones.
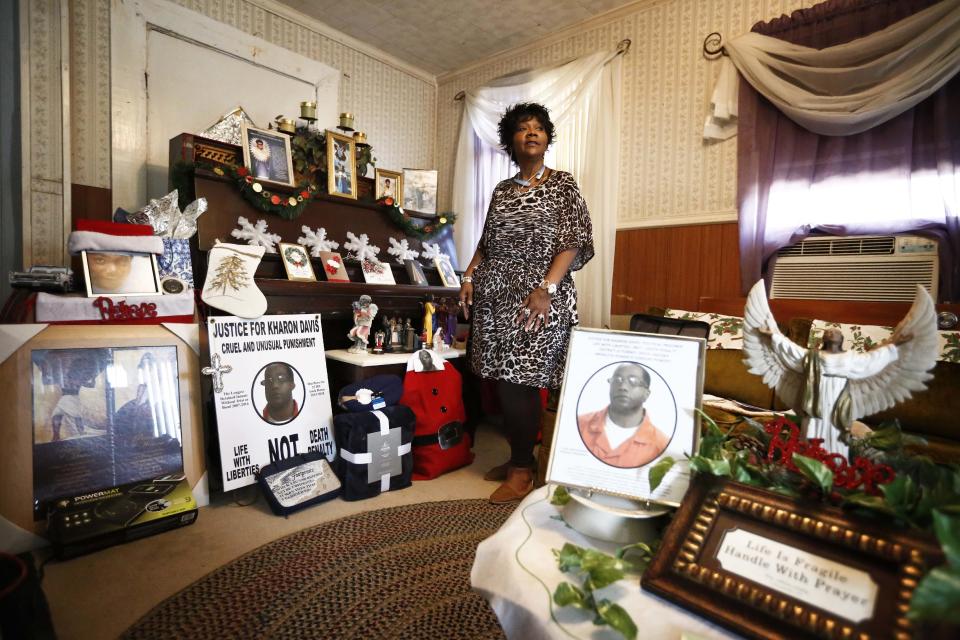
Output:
[241,124,295,188]
[545,328,706,506]
[326,130,357,200]
[82,250,162,297]
[375,168,402,202]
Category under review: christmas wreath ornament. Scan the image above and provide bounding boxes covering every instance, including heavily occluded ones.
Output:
[231,216,282,253]
[283,245,309,268]
[200,241,267,319]
[298,225,339,256]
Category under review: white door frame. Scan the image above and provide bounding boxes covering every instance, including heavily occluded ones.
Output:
[111,0,340,211]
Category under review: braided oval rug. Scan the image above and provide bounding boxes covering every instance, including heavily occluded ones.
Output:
[123,500,514,640]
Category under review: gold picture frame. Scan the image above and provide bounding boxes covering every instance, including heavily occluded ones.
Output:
[375,168,403,202]
[240,124,295,188]
[326,129,357,200]
[278,243,317,282]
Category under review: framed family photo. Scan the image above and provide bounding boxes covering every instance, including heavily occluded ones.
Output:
[375,168,402,202]
[241,124,295,188]
[279,243,316,282]
[326,130,357,200]
[402,168,438,215]
[82,250,162,297]
[546,328,705,506]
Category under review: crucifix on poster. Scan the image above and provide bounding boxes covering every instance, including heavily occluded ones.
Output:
[205,314,335,491]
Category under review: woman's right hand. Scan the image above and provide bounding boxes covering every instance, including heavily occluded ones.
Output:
[458,282,474,320]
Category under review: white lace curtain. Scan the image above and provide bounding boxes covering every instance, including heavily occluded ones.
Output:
[704,0,960,140]
[451,49,623,328]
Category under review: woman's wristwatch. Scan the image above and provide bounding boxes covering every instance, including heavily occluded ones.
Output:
[538,278,557,296]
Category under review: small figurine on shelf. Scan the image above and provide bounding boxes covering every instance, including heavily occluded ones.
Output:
[389,318,403,351]
[423,294,436,346]
[404,318,416,352]
[443,297,458,346]
[347,295,378,353]
[373,330,386,354]
[433,327,446,352]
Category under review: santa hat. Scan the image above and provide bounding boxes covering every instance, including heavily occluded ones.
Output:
[68,219,164,255]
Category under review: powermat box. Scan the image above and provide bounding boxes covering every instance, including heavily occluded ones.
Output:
[47,475,198,559]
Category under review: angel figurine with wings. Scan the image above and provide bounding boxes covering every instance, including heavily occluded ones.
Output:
[743,281,939,458]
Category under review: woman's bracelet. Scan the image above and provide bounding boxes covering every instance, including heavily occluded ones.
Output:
[461,275,473,284]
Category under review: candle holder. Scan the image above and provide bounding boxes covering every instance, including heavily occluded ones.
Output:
[353,131,369,148]
[299,101,317,121]
[337,112,355,132]
[274,115,296,135]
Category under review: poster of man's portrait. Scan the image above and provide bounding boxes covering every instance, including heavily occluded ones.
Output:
[82,250,162,297]
[241,124,295,188]
[252,361,306,425]
[546,328,705,506]
[326,130,357,200]
[375,168,402,202]
[402,168,438,215]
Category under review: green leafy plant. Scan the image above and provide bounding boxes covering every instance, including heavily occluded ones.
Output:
[909,511,960,623]
[552,543,641,640]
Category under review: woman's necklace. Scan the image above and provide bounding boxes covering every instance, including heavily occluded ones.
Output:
[513,164,546,189]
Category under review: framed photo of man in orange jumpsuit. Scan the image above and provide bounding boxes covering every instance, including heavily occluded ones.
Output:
[545,328,705,506]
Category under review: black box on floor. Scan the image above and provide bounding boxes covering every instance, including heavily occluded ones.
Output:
[47,475,198,559]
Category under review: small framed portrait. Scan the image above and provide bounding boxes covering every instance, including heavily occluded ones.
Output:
[241,124,295,188]
[318,251,350,282]
[434,256,459,288]
[402,168,438,215]
[279,243,317,282]
[326,130,357,200]
[546,328,705,506]
[375,168,403,202]
[82,250,162,297]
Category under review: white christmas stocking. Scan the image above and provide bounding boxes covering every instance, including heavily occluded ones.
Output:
[201,242,267,319]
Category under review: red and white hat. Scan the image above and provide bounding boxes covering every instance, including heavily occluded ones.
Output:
[68,219,164,255]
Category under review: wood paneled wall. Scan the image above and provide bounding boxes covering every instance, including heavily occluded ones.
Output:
[612,222,741,315]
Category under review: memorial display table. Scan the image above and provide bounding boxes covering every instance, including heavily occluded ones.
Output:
[470,486,736,640]
[325,347,467,403]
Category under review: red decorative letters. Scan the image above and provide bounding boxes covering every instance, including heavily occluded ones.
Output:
[92,296,159,321]
[764,417,895,495]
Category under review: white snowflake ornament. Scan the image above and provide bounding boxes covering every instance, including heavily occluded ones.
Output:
[230,216,281,253]
[386,237,420,264]
[344,231,382,264]
[298,225,339,257]
[420,241,447,264]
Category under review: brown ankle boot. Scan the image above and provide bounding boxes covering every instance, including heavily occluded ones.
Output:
[483,461,511,482]
[489,467,534,504]
[484,459,538,482]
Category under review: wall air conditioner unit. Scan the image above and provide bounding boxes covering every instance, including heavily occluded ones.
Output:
[770,235,938,302]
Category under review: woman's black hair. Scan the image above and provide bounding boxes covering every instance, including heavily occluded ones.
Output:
[497,102,555,162]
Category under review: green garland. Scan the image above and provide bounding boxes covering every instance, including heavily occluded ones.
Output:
[377,197,457,240]
[208,162,317,220]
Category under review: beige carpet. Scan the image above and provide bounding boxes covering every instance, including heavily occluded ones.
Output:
[38,423,510,640]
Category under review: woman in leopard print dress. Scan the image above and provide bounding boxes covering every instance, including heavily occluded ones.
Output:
[459,103,594,503]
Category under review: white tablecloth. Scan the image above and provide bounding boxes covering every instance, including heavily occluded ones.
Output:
[470,486,739,640]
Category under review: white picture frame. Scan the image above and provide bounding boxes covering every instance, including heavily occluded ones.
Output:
[546,328,705,507]
[401,168,438,215]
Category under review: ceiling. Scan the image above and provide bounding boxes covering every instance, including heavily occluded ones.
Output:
[276,0,639,76]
